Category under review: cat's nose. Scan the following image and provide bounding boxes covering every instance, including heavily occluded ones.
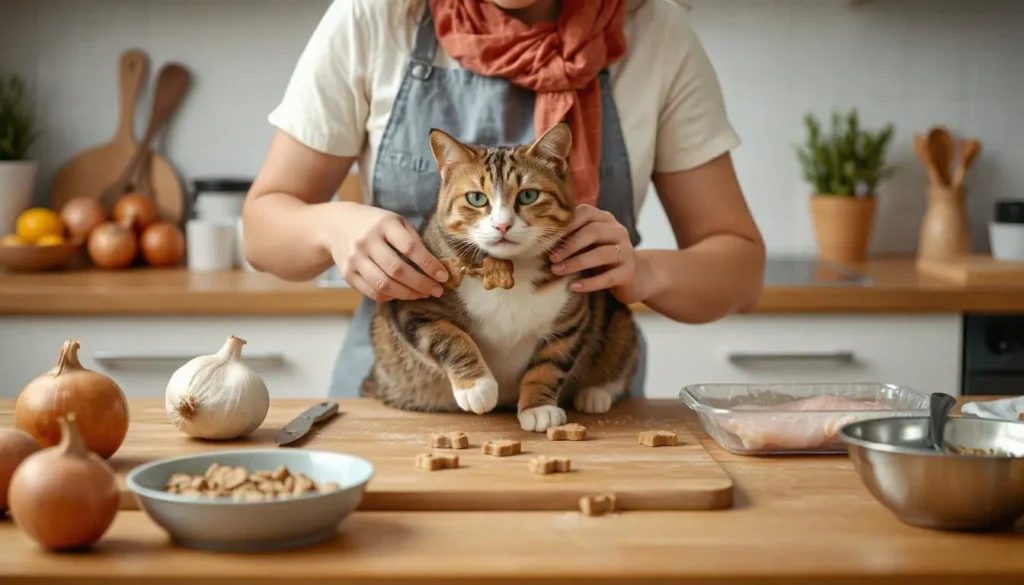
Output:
[493,222,512,235]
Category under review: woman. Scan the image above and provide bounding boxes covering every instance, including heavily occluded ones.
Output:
[242,0,766,398]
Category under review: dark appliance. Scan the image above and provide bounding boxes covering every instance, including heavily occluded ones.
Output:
[962,314,1024,396]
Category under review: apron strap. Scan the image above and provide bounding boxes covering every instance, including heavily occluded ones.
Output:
[410,3,438,80]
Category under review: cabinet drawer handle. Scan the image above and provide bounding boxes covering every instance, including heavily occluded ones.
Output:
[726,351,855,365]
[92,352,287,370]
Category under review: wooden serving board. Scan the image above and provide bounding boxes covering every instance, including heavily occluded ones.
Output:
[49,48,185,224]
[917,255,1024,286]
[0,398,733,513]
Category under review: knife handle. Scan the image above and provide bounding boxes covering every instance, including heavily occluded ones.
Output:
[301,401,339,422]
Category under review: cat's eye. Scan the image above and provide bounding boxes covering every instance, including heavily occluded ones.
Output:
[465,192,488,208]
[516,189,540,205]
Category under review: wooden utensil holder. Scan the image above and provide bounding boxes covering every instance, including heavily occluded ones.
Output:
[917,184,971,260]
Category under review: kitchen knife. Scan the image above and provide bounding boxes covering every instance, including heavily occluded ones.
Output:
[275,401,340,446]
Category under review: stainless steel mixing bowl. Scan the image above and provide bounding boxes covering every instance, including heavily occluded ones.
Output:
[839,415,1024,531]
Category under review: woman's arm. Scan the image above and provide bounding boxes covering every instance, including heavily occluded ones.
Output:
[638,152,766,323]
[243,131,448,300]
[550,152,765,323]
[242,130,355,282]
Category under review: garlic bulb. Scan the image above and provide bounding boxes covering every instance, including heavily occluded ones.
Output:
[165,335,270,440]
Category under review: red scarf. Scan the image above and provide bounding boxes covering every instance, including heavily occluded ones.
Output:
[430,0,627,206]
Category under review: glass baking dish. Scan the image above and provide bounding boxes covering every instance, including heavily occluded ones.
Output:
[680,383,930,455]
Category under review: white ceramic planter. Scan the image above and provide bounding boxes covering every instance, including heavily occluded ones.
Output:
[0,160,38,236]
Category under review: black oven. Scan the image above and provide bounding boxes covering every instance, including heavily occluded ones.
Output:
[962,314,1024,396]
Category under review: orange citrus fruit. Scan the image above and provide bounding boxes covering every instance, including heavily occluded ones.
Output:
[1,233,28,247]
[16,208,65,244]
[36,234,66,247]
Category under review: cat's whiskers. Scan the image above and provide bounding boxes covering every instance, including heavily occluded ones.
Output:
[518,226,567,253]
[442,232,488,261]
[446,235,479,254]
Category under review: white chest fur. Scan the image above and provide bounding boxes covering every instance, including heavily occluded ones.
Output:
[458,258,571,405]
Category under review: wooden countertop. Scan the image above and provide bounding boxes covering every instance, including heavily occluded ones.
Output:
[1,397,1022,585]
[3,258,1024,315]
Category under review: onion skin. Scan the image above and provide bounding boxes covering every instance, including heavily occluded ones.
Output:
[8,414,119,550]
[87,217,138,269]
[15,339,130,460]
[60,198,108,239]
[0,429,40,513]
[112,193,158,232]
[140,222,185,267]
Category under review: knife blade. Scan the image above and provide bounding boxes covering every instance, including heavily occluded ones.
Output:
[275,401,340,446]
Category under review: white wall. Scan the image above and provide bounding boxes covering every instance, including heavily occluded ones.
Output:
[2,0,1023,256]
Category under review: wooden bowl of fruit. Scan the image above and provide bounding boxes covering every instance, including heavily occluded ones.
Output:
[0,207,84,272]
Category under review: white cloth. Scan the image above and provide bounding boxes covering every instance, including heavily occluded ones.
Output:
[268,0,741,216]
[961,396,1024,421]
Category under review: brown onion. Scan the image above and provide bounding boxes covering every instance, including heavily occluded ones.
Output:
[139,222,185,267]
[15,339,129,459]
[0,429,40,512]
[8,414,119,550]
[87,215,138,269]
[59,197,108,239]
[112,193,158,232]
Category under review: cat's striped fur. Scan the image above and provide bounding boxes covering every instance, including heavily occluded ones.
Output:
[360,123,639,432]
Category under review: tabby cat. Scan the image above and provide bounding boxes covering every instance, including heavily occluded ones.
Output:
[360,123,639,432]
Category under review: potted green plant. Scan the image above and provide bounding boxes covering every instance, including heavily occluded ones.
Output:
[0,75,41,236]
[796,108,894,264]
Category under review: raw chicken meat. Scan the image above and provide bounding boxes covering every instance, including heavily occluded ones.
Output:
[716,394,892,451]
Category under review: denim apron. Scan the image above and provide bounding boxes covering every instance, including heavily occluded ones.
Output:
[329,6,648,399]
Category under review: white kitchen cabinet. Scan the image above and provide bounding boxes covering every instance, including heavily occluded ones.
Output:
[636,313,963,398]
[1,313,963,402]
[0,316,350,400]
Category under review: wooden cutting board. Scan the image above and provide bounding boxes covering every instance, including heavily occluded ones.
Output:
[49,48,185,224]
[917,255,1024,286]
[0,398,734,513]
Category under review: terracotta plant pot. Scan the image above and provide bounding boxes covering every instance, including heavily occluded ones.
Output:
[810,195,876,264]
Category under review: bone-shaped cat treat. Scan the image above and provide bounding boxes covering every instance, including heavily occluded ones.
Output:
[440,257,515,291]
[547,423,587,441]
[415,452,460,470]
[529,455,572,475]
[482,439,522,457]
[579,493,617,517]
[638,430,677,447]
[429,431,469,449]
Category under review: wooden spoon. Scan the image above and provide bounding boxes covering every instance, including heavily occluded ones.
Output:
[913,134,943,187]
[926,126,954,187]
[98,63,192,209]
[951,139,981,189]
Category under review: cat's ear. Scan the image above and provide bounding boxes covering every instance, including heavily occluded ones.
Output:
[429,129,477,170]
[525,123,572,175]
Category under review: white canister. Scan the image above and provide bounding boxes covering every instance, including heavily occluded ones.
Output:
[990,223,1024,262]
[990,200,1024,262]
[192,178,252,269]
[186,220,237,272]
[192,178,252,224]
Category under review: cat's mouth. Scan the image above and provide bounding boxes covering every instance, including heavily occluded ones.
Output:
[478,235,528,260]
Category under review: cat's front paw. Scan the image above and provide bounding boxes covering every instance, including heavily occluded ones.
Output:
[574,387,614,414]
[518,404,567,432]
[453,377,499,414]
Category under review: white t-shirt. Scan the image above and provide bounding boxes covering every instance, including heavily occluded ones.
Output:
[268,0,740,215]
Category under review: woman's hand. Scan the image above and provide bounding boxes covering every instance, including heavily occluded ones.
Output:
[325,203,449,302]
[548,204,650,304]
